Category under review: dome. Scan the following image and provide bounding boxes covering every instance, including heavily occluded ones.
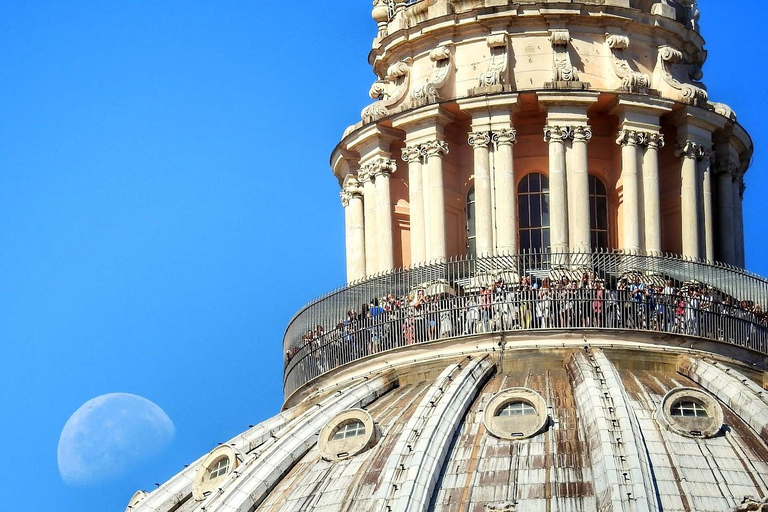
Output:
[126,1,768,511]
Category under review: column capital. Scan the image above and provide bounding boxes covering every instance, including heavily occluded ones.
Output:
[616,129,641,147]
[644,132,665,149]
[674,140,704,160]
[572,125,592,142]
[422,139,449,157]
[467,131,491,149]
[714,161,739,178]
[401,144,423,164]
[360,156,397,180]
[543,125,571,142]
[492,128,517,147]
[700,147,716,166]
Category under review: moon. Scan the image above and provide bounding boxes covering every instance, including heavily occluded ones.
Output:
[57,393,175,486]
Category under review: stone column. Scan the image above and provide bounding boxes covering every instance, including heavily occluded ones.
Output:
[341,177,366,282]
[716,163,736,265]
[371,157,397,272]
[641,133,664,255]
[570,125,592,253]
[468,131,493,256]
[700,148,715,261]
[359,166,378,274]
[617,129,642,253]
[402,145,426,265]
[735,175,746,267]
[423,140,449,261]
[492,128,517,256]
[544,126,569,254]
[676,141,703,259]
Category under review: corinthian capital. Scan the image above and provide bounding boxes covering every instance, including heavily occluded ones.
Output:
[422,140,449,158]
[674,140,703,160]
[492,129,517,147]
[572,125,592,142]
[543,125,572,142]
[340,190,351,207]
[616,129,641,147]
[361,156,397,179]
[401,144,423,164]
[645,133,665,149]
[467,131,491,149]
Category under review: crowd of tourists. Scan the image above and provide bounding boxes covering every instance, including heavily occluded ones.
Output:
[285,272,767,370]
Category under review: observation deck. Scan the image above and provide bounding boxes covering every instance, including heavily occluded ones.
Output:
[283,251,768,401]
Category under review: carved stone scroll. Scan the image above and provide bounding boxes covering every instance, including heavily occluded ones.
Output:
[709,101,737,122]
[656,46,707,107]
[478,34,508,88]
[549,30,577,82]
[361,61,411,123]
[411,45,453,105]
[605,34,650,93]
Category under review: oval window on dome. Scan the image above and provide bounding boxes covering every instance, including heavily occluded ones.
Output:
[657,387,723,439]
[319,409,377,461]
[484,388,549,440]
[192,445,241,501]
[332,420,366,440]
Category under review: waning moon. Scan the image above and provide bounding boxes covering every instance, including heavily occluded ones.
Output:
[57,393,175,486]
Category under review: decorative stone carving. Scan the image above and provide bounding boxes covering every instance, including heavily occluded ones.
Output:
[543,125,573,142]
[477,34,508,88]
[372,0,390,40]
[549,30,577,82]
[400,144,423,164]
[616,129,641,147]
[572,125,592,142]
[467,131,491,149]
[645,133,665,149]
[361,61,411,123]
[710,101,737,122]
[360,157,397,179]
[606,34,650,93]
[422,139,449,157]
[411,46,453,105]
[656,46,708,107]
[675,140,704,160]
[492,128,517,147]
[340,176,363,207]
[679,0,701,32]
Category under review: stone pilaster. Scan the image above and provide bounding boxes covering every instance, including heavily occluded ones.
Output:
[617,129,643,253]
[341,176,366,282]
[641,133,664,255]
[544,125,570,254]
[402,144,426,265]
[422,140,449,261]
[675,140,704,259]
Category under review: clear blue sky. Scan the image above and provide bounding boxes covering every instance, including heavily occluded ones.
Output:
[0,1,765,510]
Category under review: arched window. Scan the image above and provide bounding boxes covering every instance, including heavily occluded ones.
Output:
[518,173,550,252]
[589,175,609,250]
[496,401,536,417]
[466,186,476,256]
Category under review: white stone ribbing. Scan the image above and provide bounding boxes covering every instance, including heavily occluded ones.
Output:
[132,407,302,512]
[199,373,394,512]
[372,356,494,512]
[568,350,661,512]
[677,357,768,442]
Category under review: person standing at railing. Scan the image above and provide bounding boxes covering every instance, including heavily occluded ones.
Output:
[411,290,426,343]
[579,273,591,328]
[630,276,649,330]
[465,295,479,334]
[439,294,453,338]
[538,278,553,328]
[479,286,492,333]
[662,279,677,332]
[592,279,604,328]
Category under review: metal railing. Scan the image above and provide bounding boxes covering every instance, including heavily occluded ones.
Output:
[387,0,425,21]
[283,251,768,396]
